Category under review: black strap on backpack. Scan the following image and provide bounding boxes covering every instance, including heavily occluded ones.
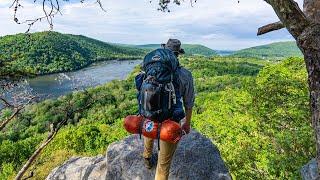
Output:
[138,117,145,140]
[157,122,162,151]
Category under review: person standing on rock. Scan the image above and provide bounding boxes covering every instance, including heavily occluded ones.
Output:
[135,39,195,180]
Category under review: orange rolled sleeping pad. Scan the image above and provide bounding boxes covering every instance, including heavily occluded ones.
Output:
[123,115,182,144]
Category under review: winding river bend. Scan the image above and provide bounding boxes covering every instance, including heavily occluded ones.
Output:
[13,60,142,100]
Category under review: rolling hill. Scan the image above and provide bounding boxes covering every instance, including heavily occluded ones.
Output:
[134,44,218,56]
[0,31,145,75]
[0,31,220,76]
[231,41,303,59]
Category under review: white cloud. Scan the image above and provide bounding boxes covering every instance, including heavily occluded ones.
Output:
[0,0,304,50]
[0,0,12,7]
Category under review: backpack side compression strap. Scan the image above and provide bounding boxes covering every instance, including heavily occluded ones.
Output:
[157,122,162,151]
[138,118,145,139]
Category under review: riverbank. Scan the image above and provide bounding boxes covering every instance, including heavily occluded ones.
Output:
[34,57,142,76]
[4,59,142,102]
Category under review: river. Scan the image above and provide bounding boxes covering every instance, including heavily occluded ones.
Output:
[6,60,141,102]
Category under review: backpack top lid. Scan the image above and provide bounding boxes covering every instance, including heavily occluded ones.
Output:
[142,48,179,83]
[143,48,179,76]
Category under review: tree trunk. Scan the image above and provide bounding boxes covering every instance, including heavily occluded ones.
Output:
[297,23,320,175]
[0,108,20,131]
[303,0,320,23]
[14,130,57,180]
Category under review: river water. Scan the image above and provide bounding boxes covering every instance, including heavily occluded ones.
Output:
[7,60,141,101]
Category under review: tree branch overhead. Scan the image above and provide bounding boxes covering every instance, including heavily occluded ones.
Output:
[257,21,285,35]
[260,0,309,38]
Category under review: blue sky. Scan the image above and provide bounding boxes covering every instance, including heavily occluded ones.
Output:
[0,0,303,50]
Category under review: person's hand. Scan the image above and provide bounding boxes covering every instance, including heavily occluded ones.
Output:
[181,122,191,135]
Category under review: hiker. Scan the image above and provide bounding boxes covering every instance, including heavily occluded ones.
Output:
[135,39,195,180]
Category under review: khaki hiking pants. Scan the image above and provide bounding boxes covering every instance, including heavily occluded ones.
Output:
[143,136,178,180]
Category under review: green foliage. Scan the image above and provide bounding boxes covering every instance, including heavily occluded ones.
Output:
[0,31,145,75]
[249,58,313,178]
[231,41,303,59]
[0,163,15,180]
[183,56,263,78]
[188,57,314,179]
[0,56,314,179]
[0,136,43,179]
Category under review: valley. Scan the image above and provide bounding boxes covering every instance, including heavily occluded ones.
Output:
[0,32,311,180]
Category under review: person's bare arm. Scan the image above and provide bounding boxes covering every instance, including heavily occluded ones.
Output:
[182,107,193,134]
[179,67,195,134]
[185,107,192,126]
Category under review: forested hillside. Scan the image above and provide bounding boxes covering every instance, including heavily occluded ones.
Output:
[135,44,218,56]
[66,34,145,60]
[0,31,222,77]
[231,41,303,59]
[0,56,314,179]
[0,31,145,75]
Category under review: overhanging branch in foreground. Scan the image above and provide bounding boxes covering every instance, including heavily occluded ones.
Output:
[257,21,285,36]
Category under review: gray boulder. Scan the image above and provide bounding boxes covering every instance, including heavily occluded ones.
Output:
[47,130,231,180]
[46,155,106,180]
[301,158,319,180]
[106,130,231,180]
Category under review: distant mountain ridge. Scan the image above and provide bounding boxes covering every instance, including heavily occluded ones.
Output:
[66,34,145,60]
[133,44,218,56]
[231,41,303,59]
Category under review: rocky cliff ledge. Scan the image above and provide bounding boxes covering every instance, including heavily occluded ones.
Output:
[301,158,319,180]
[46,131,231,180]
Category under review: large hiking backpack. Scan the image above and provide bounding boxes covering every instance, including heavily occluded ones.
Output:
[136,48,184,122]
